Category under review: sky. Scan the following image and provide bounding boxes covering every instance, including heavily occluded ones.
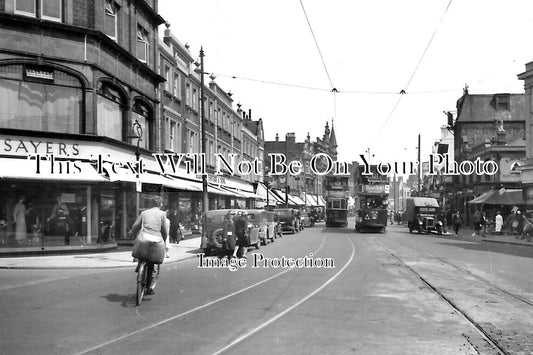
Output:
[159,0,533,167]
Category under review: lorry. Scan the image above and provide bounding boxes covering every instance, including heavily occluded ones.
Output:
[405,197,443,235]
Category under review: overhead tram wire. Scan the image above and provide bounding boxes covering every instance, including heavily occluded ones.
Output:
[215,73,463,95]
[215,73,331,92]
[299,0,338,127]
[372,0,454,144]
[299,0,335,89]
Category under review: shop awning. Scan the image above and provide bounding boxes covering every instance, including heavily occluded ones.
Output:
[220,186,264,199]
[255,182,282,205]
[0,157,107,182]
[317,196,326,207]
[273,189,290,204]
[468,190,495,204]
[468,189,524,205]
[163,175,203,192]
[269,191,284,204]
[303,194,318,206]
[103,165,203,192]
[291,195,306,206]
[208,184,239,197]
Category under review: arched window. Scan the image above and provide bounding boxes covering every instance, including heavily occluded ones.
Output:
[0,64,83,133]
[97,81,125,141]
[132,99,152,150]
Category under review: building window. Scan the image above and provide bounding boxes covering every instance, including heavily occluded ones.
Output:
[186,83,191,107]
[42,0,61,21]
[97,82,124,141]
[192,88,198,111]
[15,0,61,22]
[209,140,214,165]
[132,100,152,150]
[0,64,83,133]
[104,0,118,41]
[15,0,36,17]
[136,26,149,64]
[493,94,510,111]
[209,101,214,123]
[168,119,180,152]
[173,73,180,97]
[188,129,197,153]
[164,66,170,91]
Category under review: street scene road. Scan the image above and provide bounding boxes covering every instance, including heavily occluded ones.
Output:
[2,220,533,355]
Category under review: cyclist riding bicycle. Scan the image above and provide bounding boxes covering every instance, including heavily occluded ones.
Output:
[131,196,168,295]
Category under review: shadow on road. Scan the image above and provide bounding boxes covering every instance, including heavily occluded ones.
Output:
[321,227,356,234]
[101,293,139,308]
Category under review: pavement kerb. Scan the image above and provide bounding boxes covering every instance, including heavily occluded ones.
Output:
[0,250,201,270]
[388,224,533,248]
[0,237,203,270]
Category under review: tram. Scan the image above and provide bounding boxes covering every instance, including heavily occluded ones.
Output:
[354,165,389,233]
[324,175,350,227]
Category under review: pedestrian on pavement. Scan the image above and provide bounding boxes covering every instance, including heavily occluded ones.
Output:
[516,210,528,239]
[481,212,488,237]
[473,210,482,236]
[508,211,518,235]
[131,195,168,295]
[233,212,250,259]
[452,211,461,236]
[522,214,533,242]
[168,203,181,244]
[165,210,171,258]
[516,210,525,239]
[495,211,503,235]
[218,213,236,260]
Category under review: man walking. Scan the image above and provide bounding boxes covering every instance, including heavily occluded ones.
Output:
[452,211,461,237]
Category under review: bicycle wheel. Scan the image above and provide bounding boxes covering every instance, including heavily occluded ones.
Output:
[136,261,147,306]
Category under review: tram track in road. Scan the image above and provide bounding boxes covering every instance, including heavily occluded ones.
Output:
[384,235,533,309]
[431,255,533,308]
[74,230,351,355]
[210,233,356,355]
[383,231,533,355]
[390,253,510,355]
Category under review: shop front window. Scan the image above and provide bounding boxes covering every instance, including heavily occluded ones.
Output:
[0,65,82,133]
[0,184,89,248]
[97,82,124,141]
[99,189,118,243]
[132,100,152,150]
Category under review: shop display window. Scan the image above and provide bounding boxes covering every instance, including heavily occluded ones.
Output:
[0,183,88,247]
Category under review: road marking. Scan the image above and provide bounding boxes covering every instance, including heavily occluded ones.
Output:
[74,233,329,355]
[211,233,356,355]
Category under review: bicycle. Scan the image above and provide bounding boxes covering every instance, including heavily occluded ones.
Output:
[135,260,159,306]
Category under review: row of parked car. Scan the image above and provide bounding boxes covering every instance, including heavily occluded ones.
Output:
[203,208,315,256]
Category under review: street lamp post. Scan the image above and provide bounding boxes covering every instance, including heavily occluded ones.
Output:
[285,136,289,208]
[198,47,208,249]
[418,134,421,196]
[128,119,143,215]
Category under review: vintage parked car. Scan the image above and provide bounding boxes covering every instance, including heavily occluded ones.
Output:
[276,208,299,234]
[265,211,283,241]
[202,209,260,255]
[246,209,268,246]
[300,211,315,227]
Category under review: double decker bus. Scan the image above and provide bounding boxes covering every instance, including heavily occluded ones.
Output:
[354,165,389,233]
[324,175,350,227]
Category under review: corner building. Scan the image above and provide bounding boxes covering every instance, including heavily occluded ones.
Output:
[0,0,166,247]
